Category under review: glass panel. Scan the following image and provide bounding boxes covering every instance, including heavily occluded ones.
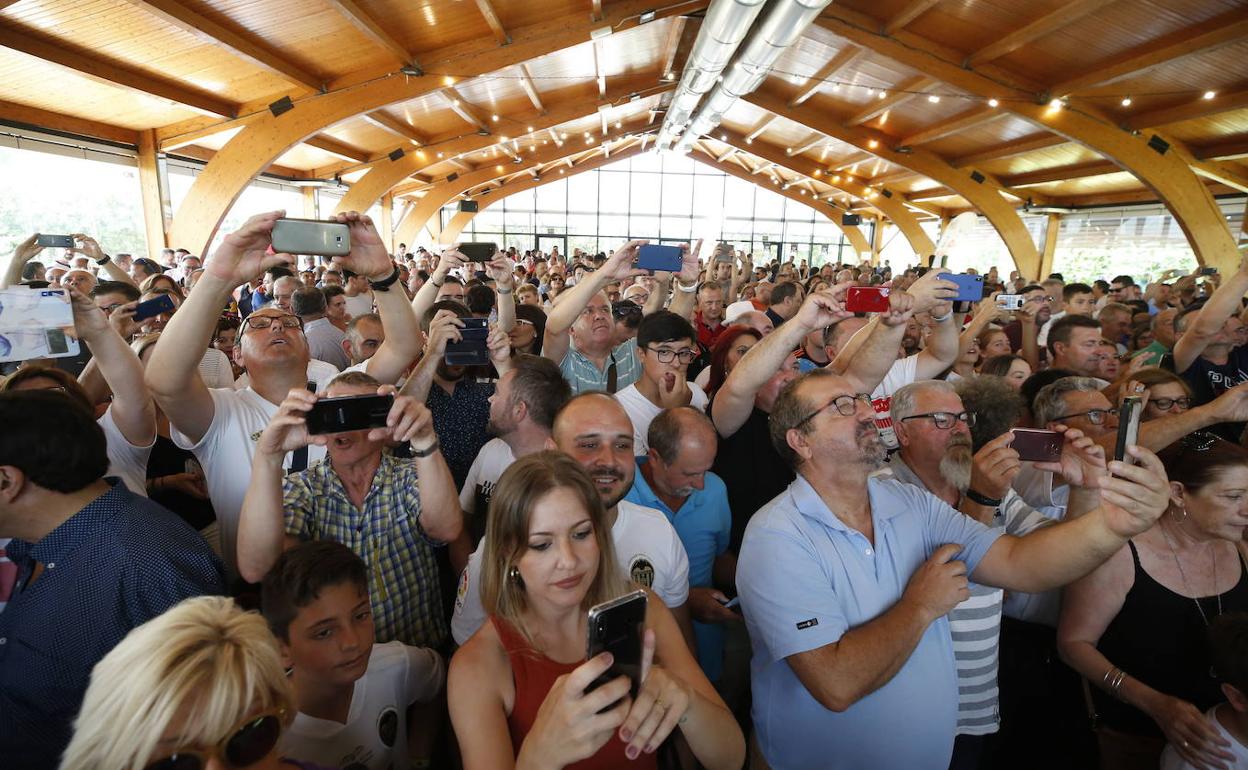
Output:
[598,214,629,236]
[505,189,536,212]
[629,172,661,214]
[567,172,598,213]
[630,152,664,173]
[753,187,785,220]
[629,214,661,239]
[535,178,566,212]
[599,172,630,216]
[660,173,693,216]
[567,213,597,235]
[569,234,600,256]
[722,177,755,217]
[661,153,698,174]
[660,216,692,240]
[536,210,566,233]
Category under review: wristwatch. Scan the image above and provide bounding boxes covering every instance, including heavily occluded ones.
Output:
[96,254,111,266]
[368,265,401,292]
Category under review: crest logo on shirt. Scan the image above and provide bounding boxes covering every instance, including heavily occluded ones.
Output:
[454,567,470,615]
[629,555,655,588]
[377,706,398,748]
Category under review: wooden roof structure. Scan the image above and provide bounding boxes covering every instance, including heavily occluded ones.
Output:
[1,0,1245,275]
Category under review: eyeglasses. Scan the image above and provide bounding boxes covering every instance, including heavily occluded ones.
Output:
[900,411,976,430]
[1055,408,1111,425]
[241,314,303,332]
[789,393,874,426]
[1151,396,1191,411]
[143,710,285,770]
[646,346,698,364]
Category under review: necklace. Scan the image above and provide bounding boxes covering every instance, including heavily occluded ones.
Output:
[1158,516,1223,627]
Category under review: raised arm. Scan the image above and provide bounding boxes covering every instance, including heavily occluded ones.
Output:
[666,241,702,321]
[70,234,137,287]
[713,289,851,437]
[148,211,291,443]
[972,447,1170,593]
[485,253,516,333]
[542,240,647,366]
[831,283,916,394]
[400,310,463,403]
[643,274,670,315]
[2,234,43,288]
[383,391,462,542]
[69,290,155,447]
[1173,254,1248,373]
[412,248,466,322]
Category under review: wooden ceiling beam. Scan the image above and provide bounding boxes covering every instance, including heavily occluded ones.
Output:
[1125,84,1248,130]
[999,159,1118,187]
[0,24,235,118]
[516,64,545,113]
[1190,159,1248,195]
[1195,135,1248,162]
[323,0,415,66]
[1051,12,1248,95]
[473,0,511,46]
[593,40,607,98]
[881,0,943,35]
[898,105,1006,146]
[845,75,937,126]
[965,0,1119,67]
[304,134,371,162]
[789,44,866,107]
[659,17,686,81]
[832,151,874,171]
[121,0,323,91]
[0,99,139,144]
[788,135,827,157]
[361,111,427,145]
[745,116,778,142]
[591,0,604,21]
[950,133,1067,167]
[907,186,955,200]
[439,88,490,132]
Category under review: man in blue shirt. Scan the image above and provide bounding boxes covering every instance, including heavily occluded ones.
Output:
[625,406,736,681]
[0,391,224,768]
[737,368,1173,770]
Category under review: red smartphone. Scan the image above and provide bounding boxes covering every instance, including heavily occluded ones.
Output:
[845,286,891,313]
[1010,428,1063,462]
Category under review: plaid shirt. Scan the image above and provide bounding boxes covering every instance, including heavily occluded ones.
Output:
[283,454,447,649]
[559,337,641,395]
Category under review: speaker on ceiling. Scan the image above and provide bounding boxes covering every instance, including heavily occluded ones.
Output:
[842,213,862,226]
[458,200,479,213]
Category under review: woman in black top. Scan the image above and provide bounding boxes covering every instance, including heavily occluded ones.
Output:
[1058,433,1248,769]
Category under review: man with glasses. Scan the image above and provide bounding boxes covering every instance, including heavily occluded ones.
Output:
[736,368,1172,770]
[616,311,707,454]
[146,210,421,580]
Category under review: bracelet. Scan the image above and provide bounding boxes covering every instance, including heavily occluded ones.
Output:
[931,310,953,323]
[411,440,440,458]
[496,287,512,295]
[368,265,401,292]
[431,276,445,288]
[964,488,1003,507]
[676,279,698,293]
[1101,666,1127,698]
[96,255,111,266]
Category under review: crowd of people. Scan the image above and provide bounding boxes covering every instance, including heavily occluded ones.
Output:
[2,210,1248,770]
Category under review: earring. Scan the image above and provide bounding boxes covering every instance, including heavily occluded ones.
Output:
[508,566,522,584]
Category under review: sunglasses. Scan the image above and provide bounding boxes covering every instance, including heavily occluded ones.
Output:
[144,710,285,770]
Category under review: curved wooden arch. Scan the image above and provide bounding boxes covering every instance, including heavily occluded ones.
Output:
[164,0,706,256]
[817,9,1243,273]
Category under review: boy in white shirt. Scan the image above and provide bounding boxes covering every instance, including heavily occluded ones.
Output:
[263,541,444,770]
[1162,612,1248,769]
[614,310,708,454]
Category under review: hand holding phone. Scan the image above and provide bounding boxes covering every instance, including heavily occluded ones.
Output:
[1114,397,1143,466]
[636,244,684,273]
[585,590,647,704]
[444,316,490,366]
[459,242,498,263]
[36,234,75,249]
[305,393,395,435]
[1010,428,1063,462]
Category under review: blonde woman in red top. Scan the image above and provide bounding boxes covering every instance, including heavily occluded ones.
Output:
[448,451,744,770]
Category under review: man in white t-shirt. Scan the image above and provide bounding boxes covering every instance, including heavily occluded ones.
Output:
[453,392,691,646]
[343,270,375,317]
[145,210,421,578]
[614,310,709,454]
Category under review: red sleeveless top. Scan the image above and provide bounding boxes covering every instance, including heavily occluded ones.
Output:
[493,616,658,770]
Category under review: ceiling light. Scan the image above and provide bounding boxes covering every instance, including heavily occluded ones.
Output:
[987,98,999,107]
[639,9,656,23]
[560,169,566,174]
[745,137,752,144]
[1048,98,1064,110]
[615,121,622,128]
[831,84,841,92]
[1120,97,1132,107]
[492,114,499,122]
[527,125,534,132]
[927,95,940,103]
[1204,90,1217,100]
[663,72,675,81]
[495,165,503,172]
[878,91,887,99]
[868,139,879,148]
[442,76,455,86]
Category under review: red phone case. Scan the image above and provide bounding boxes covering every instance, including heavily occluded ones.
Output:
[845,286,891,313]
[1011,429,1063,462]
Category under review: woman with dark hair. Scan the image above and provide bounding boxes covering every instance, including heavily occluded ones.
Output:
[1131,367,1193,422]
[510,303,547,356]
[979,354,1031,391]
[704,324,761,398]
[1059,434,1248,769]
[448,452,743,770]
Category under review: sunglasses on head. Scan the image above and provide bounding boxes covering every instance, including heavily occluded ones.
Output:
[144,710,285,770]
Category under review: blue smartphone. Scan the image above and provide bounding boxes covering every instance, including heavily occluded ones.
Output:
[938,272,985,302]
[132,293,176,322]
[636,244,683,272]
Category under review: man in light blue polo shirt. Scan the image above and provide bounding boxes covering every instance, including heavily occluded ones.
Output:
[737,368,1173,770]
[625,406,736,680]
[542,239,699,394]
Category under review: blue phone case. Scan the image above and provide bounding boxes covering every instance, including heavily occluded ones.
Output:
[636,244,683,272]
[938,272,985,302]
[132,294,176,322]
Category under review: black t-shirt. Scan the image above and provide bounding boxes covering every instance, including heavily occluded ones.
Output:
[1178,345,1248,442]
[711,403,795,555]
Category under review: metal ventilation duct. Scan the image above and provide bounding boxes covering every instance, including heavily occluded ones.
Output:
[671,0,834,155]
[656,0,767,151]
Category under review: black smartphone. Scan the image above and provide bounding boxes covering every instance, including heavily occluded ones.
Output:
[459,242,498,263]
[37,234,75,248]
[445,317,490,366]
[585,590,647,702]
[132,294,176,322]
[1010,428,1063,462]
[1200,266,1218,276]
[305,393,394,435]
[636,244,683,272]
[1115,396,1143,465]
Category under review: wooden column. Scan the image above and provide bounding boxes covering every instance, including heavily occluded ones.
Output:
[870,218,884,264]
[1038,213,1060,280]
[301,187,317,218]
[137,130,169,257]
[379,193,394,252]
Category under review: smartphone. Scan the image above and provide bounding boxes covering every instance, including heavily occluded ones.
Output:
[937,272,985,302]
[132,293,176,322]
[1010,428,1063,462]
[445,317,490,366]
[845,286,891,313]
[305,393,394,435]
[996,294,1024,311]
[636,244,683,272]
[585,590,647,702]
[1200,266,1218,276]
[271,218,350,257]
[1114,396,1143,465]
[459,242,497,263]
[36,234,75,248]
[713,242,734,263]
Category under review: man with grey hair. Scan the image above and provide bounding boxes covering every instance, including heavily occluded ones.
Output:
[270,274,300,314]
[292,286,349,371]
[736,367,1171,769]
